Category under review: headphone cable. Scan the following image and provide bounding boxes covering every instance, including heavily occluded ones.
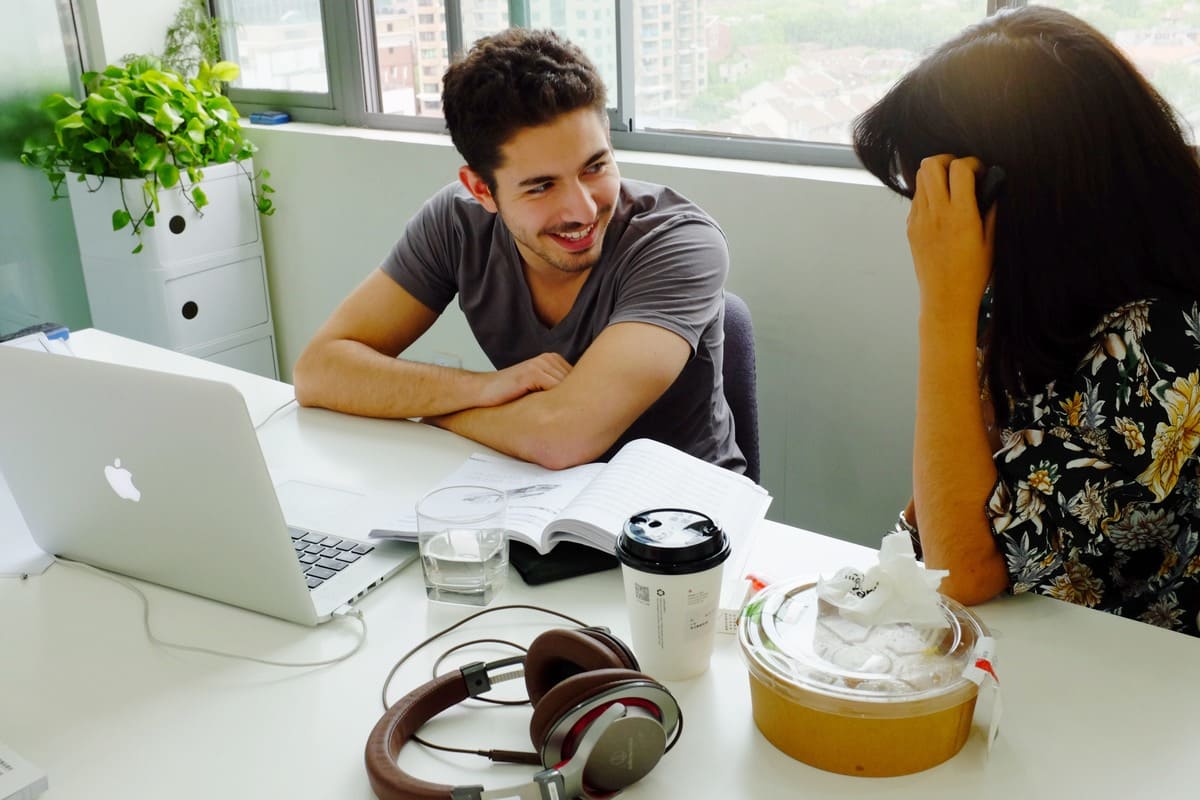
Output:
[379,603,589,711]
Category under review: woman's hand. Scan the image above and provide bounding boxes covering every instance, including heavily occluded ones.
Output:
[907,155,997,322]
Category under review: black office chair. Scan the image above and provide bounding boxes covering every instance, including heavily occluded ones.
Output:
[722,292,761,484]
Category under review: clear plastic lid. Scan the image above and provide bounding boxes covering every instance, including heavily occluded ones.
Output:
[738,579,989,717]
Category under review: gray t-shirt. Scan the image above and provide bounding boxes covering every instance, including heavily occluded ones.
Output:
[381,178,744,472]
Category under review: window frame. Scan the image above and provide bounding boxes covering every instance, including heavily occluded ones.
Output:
[218,0,1028,167]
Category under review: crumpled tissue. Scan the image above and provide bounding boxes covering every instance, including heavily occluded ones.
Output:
[816,531,950,629]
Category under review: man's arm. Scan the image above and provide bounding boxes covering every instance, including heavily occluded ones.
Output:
[293,269,571,418]
[425,321,691,469]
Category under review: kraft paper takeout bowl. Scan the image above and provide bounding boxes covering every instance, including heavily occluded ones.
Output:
[737,580,989,777]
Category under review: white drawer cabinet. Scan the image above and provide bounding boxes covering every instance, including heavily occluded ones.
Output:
[162,255,270,348]
[66,160,279,379]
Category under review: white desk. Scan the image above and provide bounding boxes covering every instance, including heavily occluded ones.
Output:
[3,330,1198,800]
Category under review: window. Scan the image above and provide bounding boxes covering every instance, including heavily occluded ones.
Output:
[1033,1,1200,134]
[219,1,1200,167]
[214,0,329,94]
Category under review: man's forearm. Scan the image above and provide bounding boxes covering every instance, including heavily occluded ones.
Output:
[294,338,488,418]
[426,322,689,470]
[427,391,616,470]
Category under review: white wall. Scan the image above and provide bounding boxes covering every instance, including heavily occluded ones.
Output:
[244,125,920,546]
[80,0,179,68]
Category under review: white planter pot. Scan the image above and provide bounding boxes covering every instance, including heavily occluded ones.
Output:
[65,159,262,263]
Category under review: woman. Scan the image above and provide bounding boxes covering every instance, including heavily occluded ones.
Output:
[853,6,1200,636]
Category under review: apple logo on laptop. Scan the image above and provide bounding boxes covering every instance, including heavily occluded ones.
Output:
[104,458,141,502]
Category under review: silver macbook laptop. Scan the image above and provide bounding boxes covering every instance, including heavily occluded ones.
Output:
[0,345,416,626]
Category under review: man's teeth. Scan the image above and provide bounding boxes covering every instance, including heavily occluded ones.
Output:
[558,224,594,240]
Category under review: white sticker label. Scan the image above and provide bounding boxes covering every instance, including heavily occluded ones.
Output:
[965,636,1002,754]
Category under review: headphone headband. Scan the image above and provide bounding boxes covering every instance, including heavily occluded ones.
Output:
[366,668,473,800]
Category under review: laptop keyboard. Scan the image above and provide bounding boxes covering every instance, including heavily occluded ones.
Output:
[289,528,375,590]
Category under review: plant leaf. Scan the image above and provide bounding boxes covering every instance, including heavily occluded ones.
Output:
[42,93,81,117]
[140,69,187,96]
[153,102,185,132]
[133,131,158,151]
[83,137,111,153]
[85,93,113,124]
[136,145,163,173]
[208,61,241,83]
[52,111,85,144]
[112,208,131,231]
[192,186,208,208]
[156,162,179,189]
[131,242,143,254]
[186,116,206,144]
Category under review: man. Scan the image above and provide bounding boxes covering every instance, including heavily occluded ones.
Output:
[294,28,744,474]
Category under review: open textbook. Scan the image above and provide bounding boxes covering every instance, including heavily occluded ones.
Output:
[372,437,770,579]
[371,438,770,554]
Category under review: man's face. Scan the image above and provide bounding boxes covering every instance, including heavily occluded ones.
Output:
[464,107,621,277]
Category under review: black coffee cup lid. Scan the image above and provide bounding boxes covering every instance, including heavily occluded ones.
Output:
[615,508,730,575]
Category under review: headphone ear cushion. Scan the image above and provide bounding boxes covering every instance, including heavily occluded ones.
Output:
[524,629,635,704]
[578,628,640,671]
[528,668,652,753]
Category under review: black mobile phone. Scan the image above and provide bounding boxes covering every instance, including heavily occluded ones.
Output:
[975,165,1006,215]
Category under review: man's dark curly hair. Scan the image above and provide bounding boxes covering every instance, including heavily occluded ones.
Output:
[442,29,607,189]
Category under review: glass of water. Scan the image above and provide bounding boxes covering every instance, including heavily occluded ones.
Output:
[415,484,508,605]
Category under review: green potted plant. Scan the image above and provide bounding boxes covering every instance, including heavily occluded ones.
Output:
[20,55,274,254]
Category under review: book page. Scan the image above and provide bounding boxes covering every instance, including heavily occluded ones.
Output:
[369,454,604,552]
[557,438,771,549]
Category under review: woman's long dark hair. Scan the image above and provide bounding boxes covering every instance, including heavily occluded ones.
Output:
[853,7,1200,425]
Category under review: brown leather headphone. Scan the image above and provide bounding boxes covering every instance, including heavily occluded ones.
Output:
[365,627,682,800]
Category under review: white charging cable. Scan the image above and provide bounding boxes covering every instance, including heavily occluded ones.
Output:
[55,557,367,668]
[253,397,299,431]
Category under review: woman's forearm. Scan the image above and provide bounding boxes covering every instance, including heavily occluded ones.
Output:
[912,313,1009,604]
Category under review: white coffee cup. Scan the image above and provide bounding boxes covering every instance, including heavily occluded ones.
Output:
[615,508,730,680]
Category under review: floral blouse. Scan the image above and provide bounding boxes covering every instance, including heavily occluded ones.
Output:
[987,296,1200,637]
